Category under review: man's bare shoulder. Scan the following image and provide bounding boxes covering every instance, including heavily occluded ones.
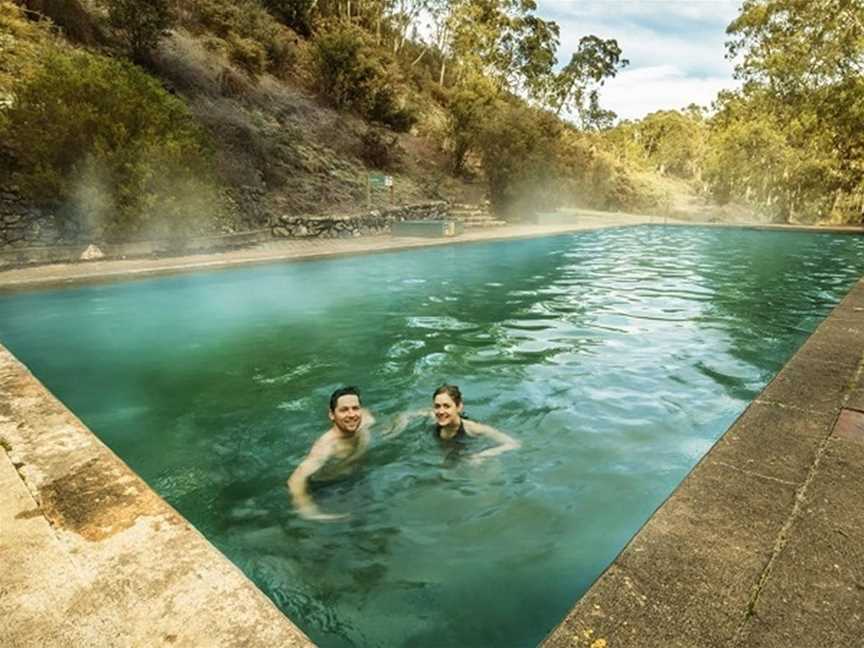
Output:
[308,429,338,456]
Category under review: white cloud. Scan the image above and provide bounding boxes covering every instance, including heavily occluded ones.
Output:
[536,0,742,120]
[598,65,739,120]
[540,0,742,24]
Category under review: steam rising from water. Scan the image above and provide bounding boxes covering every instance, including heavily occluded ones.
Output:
[67,150,224,244]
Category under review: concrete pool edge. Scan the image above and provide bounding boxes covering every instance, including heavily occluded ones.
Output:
[543,277,864,647]
[2,214,860,293]
[0,347,314,647]
[0,218,649,292]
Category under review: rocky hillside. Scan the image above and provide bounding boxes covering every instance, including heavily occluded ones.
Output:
[0,0,487,246]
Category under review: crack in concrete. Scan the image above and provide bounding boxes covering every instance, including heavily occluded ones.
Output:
[752,398,835,415]
[731,351,864,647]
[711,461,797,487]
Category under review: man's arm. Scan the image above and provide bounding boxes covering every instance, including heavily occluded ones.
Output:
[286,436,346,521]
[382,409,430,438]
[464,420,521,461]
[360,408,376,430]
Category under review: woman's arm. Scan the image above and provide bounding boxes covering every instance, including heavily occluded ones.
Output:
[463,420,521,461]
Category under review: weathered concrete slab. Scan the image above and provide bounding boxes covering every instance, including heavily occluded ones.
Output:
[756,354,852,416]
[847,386,864,413]
[0,346,313,647]
[793,328,864,373]
[0,447,111,648]
[740,437,864,647]
[544,278,864,648]
[543,435,800,648]
[833,409,864,443]
[707,402,836,484]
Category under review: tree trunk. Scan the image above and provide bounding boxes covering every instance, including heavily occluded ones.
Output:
[411,47,427,66]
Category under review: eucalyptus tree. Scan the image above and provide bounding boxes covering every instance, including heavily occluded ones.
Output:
[388,0,429,53]
[424,0,558,91]
[717,0,864,222]
[541,35,627,129]
[104,0,174,64]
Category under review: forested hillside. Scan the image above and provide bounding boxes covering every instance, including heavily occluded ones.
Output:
[602,0,864,225]
[0,0,861,245]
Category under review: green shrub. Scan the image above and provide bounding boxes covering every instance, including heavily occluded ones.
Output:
[187,0,296,77]
[262,27,297,75]
[476,101,562,214]
[261,0,315,37]
[227,33,267,75]
[17,0,100,45]
[0,1,55,94]
[0,48,221,240]
[312,24,374,109]
[104,0,174,63]
[312,23,416,131]
[367,85,417,133]
[359,128,400,168]
[446,76,498,174]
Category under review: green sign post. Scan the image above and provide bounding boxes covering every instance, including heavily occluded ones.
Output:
[367,174,394,209]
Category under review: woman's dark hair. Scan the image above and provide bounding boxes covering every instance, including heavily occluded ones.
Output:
[433,384,462,405]
[330,386,360,411]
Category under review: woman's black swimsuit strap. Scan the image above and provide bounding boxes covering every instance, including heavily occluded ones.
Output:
[434,416,468,440]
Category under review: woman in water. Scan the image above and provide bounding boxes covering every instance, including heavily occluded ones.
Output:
[388,384,520,461]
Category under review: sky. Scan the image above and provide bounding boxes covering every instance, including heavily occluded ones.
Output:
[536,0,743,121]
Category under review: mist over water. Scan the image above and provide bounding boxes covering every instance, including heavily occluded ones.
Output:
[2,226,863,647]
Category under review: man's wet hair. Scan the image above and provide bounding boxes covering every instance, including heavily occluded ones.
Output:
[330,386,361,412]
[433,384,462,405]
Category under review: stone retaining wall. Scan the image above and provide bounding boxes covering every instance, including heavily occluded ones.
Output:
[0,189,68,249]
[0,186,450,267]
[1,186,450,263]
[0,229,274,269]
[271,201,450,239]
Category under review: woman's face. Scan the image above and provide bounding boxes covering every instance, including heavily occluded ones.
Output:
[433,393,463,428]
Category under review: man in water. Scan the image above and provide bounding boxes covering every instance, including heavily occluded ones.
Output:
[287,386,374,521]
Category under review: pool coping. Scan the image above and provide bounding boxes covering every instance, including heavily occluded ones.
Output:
[1,217,863,646]
[0,217,648,292]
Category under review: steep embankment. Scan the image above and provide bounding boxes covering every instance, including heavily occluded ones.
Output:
[152,29,474,227]
[0,0,480,249]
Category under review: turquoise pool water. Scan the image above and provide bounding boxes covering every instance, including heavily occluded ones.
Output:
[1,226,863,647]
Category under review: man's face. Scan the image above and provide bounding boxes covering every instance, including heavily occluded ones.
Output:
[329,394,362,436]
